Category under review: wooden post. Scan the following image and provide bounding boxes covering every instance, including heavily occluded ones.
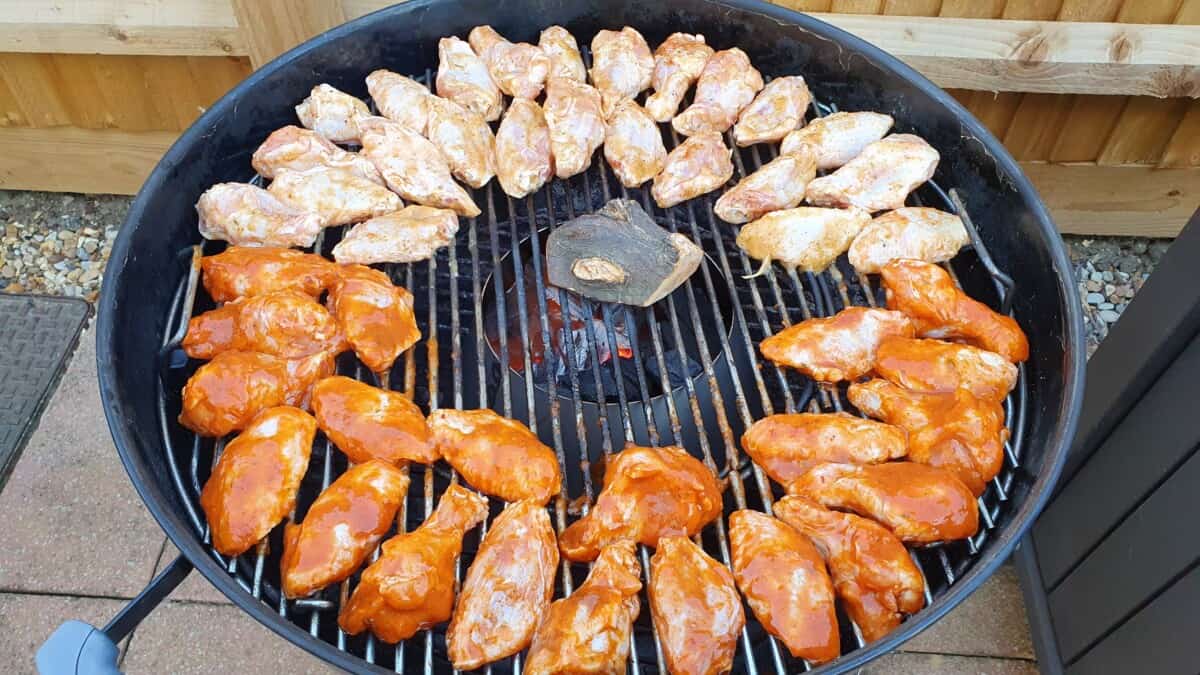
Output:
[230,0,347,69]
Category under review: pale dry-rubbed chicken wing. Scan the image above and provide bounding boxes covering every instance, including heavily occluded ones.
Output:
[436,36,504,122]
[733,76,812,147]
[267,166,402,227]
[737,207,870,276]
[543,76,605,179]
[200,246,337,304]
[427,408,562,504]
[789,462,978,543]
[281,459,409,598]
[327,264,421,373]
[359,115,480,217]
[875,336,1018,402]
[649,536,745,675]
[713,151,817,224]
[425,95,496,188]
[183,288,346,360]
[741,412,907,487]
[604,99,667,188]
[196,183,324,249]
[339,483,488,643]
[365,69,432,135]
[524,541,642,675]
[651,132,733,208]
[311,375,436,466]
[849,207,969,274]
[673,48,763,137]
[775,495,926,644]
[759,306,915,382]
[538,25,586,82]
[295,83,371,144]
[644,32,714,123]
[495,98,555,198]
[200,406,316,556]
[590,27,654,118]
[806,133,939,212]
[332,205,459,265]
[469,25,550,100]
[881,259,1030,362]
[447,499,559,670]
[251,126,382,183]
[781,111,894,170]
[729,510,840,664]
[559,444,722,562]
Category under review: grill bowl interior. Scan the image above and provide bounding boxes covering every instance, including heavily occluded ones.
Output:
[98,1,1085,672]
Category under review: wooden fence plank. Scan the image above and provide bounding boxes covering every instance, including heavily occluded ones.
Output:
[1056,0,1122,21]
[1002,0,1064,20]
[1116,0,1184,23]
[1175,0,1200,23]
[1159,100,1200,167]
[831,0,883,12]
[1003,93,1078,160]
[1048,95,1127,163]
[1097,97,1190,165]
[881,0,943,15]
[0,54,73,128]
[0,126,177,194]
[940,0,1006,16]
[1022,162,1199,236]
[231,0,347,69]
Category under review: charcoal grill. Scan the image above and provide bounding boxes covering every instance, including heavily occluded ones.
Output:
[45,1,1084,673]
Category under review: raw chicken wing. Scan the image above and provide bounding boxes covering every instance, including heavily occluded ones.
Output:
[806,134,939,212]
[559,444,722,562]
[495,98,554,198]
[447,500,558,670]
[881,259,1029,362]
[543,77,605,179]
[736,206,871,273]
[332,206,459,265]
[875,336,1017,402]
[713,151,817,224]
[651,132,733,208]
[200,406,316,556]
[649,536,744,675]
[436,36,504,121]
[200,246,337,303]
[183,289,346,360]
[673,48,763,137]
[604,99,667,188]
[427,408,561,504]
[339,484,488,642]
[733,76,812,146]
[775,496,925,643]
[311,375,436,465]
[789,462,978,543]
[741,412,907,486]
[538,25,586,82]
[759,306,915,381]
[644,33,714,122]
[729,510,839,663]
[365,69,432,135]
[589,27,654,118]
[425,95,496,188]
[196,183,323,248]
[281,460,409,598]
[251,126,382,183]
[524,541,642,675]
[295,83,371,143]
[267,166,402,227]
[327,264,420,373]
[849,207,969,274]
[781,111,893,170]
[359,115,480,217]
[469,25,550,100]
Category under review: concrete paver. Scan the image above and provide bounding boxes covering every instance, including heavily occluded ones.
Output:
[863,652,1039,674]
[0,593,130,675]
[903,564,1035,659]
[152,540,234,606]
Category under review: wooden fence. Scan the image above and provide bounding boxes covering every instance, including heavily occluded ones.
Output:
[0,0,1197,236]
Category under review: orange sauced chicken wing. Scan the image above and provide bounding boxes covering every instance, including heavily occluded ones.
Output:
[447,500,559,670]
[251,125,382,183]
[559,444,722,562]
[183,288,347,360]
[729,510,840,664]
[672,48,763,137]
[524,541,642,675]
[200,406,316,557]
[759,307,915,382]
[538,26,586,82]
[875,336,1018,402]
[469,25,550,100]
[311,376,436,466]
[200,246,338,304]
[775,496,926,644]
[733,75,812,147]
[651,132,733,209]
[649,536,745,675]
[604,99,667,188]
[295,83,371,144]
[280,460,409,598]
[327,264,420,374]
[644,32,714,123]
[741,412,907,487]
[589,27,654,118]
[426,408,561,504]
[339,484,488,643]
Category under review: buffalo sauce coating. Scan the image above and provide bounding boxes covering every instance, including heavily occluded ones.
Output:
[199,406,316,556]
[327,264,421,373]
[558,444,723,562]
[311,375,436,465]
[179,351,291,437]
[874,335,1018,403]
[426,408,561,504]
[741,412,908,486]
[759,307,915,382]
[183,288,347,360]
[728,510,840,663]
[648,535,745,675]
[280,460,409,598]
[200,246,337,303]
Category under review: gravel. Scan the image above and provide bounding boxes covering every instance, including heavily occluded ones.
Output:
[1063,235,1171,357]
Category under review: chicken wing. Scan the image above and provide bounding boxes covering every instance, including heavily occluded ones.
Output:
[604,99,667,188]
[326,264,421,373]
[848,378,1007,495]
[365,69,432,135]
[543,77,605,179]
[447,499,559,670]
[182,289,345,360]
[559,444,722,562]
[875,336,1018,402]
[436,36,504,122]
[538,25,586,82]
[848,207,969,274]
[742,412,907,486]
[200,406,316,556]
[251,126,382,183]
[733,76,812,147]
[427,408,561,504]
[358,115,480,217]
[339,483,488,643]
[789,462,978,543]
[311,375,436,465]
[495,98,554,198]
[775,495,925,643]
[672,48,763,137]
[589,27,654,118]
[525,541,642,675]
[736,206,871,273]
[295,83,371,144]
[281,459,409,598]
[759,307,915,382]
[267,166,402,227]
[651,132,733,208]
[332,206,459,265]
[806,134,939,212]
[469,25,549,100]
[200,246,337,304]
[644,33,714,123]
[713,151,817,224]
[881,259,1030,363]
[729,510,839,664]
[425,95,496,188]
[781,111,894,171]
[196,183,324,248]
[649,536,744,675]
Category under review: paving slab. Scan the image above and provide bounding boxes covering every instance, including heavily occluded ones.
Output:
[0,592,130,674]
[902,563,1035,659]
[152,540,234,605]
[862,652,1039,674]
